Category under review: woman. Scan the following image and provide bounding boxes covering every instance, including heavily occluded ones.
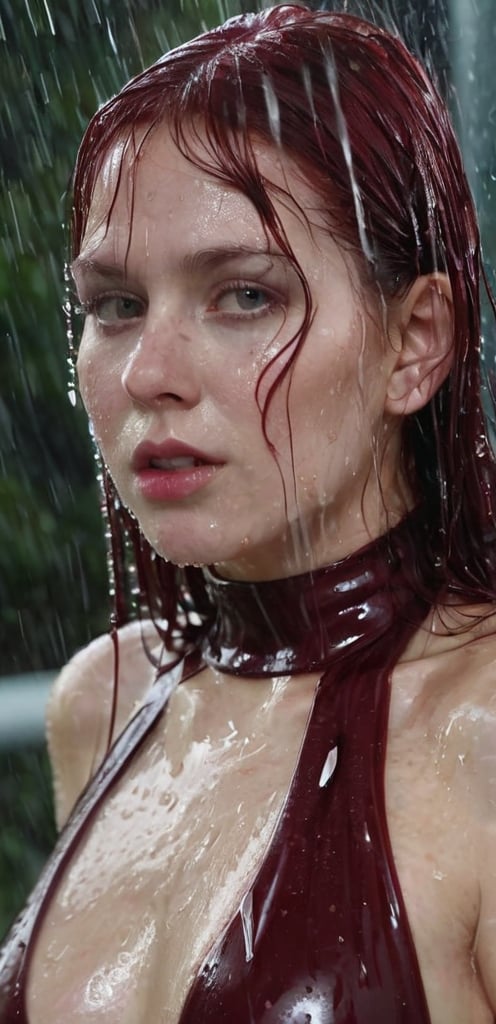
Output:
[1,4,496,1022]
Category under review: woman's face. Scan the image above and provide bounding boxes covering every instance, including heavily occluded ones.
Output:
[74,127,405,580]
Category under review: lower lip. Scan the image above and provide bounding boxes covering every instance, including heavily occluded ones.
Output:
[135,464,222,501]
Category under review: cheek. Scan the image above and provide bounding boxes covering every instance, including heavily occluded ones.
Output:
[290,340,354,430]
[76,348,93,413]
[284,335,389,485]
[77,343,118,440]
[76,331,98,407]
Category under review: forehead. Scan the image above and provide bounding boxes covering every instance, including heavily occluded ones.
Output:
[79,125,334,262]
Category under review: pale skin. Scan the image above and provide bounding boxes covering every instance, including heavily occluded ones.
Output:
[26,128,496,1022]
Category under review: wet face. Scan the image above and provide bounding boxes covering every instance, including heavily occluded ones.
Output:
[74,127,407,580]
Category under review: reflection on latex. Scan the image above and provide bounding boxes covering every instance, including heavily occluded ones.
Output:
[239,890,254,962]
[261,975,335,1023]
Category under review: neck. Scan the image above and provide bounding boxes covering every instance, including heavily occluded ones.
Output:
[201,508,437,676]
[213,475,413,583]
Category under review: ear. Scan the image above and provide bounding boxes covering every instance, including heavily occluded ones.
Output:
[385,274,454,416]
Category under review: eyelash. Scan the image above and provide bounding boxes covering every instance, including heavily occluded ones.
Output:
[207,280,282,321]
[73,281,283,329]
[73,293,143,320]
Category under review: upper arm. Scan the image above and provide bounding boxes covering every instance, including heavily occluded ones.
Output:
[46,620,162,830]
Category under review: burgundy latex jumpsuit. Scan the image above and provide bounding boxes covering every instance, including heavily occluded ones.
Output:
[0,515,434,1022]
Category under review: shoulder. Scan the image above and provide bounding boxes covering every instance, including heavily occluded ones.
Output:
[395,603,496,1011]
[46,620,163,829]
[445,611,496,1012]
[393,600,496,771]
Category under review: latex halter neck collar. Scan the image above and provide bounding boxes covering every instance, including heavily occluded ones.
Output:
[201,511,433,677]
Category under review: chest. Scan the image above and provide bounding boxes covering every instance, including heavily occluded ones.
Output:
[28,673,317,1022]
[27,669,485,1024]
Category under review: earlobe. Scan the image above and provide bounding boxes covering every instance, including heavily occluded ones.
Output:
[385,274,454,416]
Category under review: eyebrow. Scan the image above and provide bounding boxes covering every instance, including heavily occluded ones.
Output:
[181,245,287,274]
[71,244,289,280]
[70,257,123,280]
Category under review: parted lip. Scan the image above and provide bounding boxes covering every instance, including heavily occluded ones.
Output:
[131,439,224,471]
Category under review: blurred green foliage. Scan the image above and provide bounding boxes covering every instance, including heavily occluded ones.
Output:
[0,0,244,939]
[0,747,56,939]
[0,0,240,677]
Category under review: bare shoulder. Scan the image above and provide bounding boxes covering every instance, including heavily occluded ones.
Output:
[392,601,496,784]
[415,602,496,815]
[440,608,496,1015]
[46,620,163,829]
[394,600,496,722]
[392,602,496,1015]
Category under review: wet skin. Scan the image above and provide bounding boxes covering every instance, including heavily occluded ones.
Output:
[25,130,496,1021]
[26,609,496,1024]
[73,128,411,581]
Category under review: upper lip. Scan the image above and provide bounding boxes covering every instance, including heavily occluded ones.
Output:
[132,439,224,471]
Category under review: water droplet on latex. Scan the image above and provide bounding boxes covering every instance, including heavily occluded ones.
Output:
[318,745,338,788]
[239,889,254,962]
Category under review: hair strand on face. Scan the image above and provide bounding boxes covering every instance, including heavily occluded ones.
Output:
[70,3,496,653]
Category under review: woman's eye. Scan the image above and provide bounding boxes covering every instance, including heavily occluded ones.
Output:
[213,286,274,316]
[85,295,144,324]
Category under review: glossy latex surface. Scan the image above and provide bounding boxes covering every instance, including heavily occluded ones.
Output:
[180,516,433,1021]
[0,515,434,1022]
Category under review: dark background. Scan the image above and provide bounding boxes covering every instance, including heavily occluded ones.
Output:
[1,0,495,938]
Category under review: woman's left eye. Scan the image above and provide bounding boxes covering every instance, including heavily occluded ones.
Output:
[210,285,275,317]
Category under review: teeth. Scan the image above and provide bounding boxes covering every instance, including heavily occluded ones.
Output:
[151,456,197,470]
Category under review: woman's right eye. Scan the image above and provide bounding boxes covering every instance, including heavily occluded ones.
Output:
[81,294,145,325]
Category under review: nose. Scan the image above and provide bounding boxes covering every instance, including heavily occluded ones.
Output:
[121,318,200,408]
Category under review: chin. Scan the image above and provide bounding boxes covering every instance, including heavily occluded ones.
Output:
[145,539,210,569]
[137,508,287,579]
[141,525,239,572]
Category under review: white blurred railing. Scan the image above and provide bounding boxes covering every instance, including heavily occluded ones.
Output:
[0,672,56,748]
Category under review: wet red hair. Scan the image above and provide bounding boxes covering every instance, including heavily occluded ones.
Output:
[70,3,496,657]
